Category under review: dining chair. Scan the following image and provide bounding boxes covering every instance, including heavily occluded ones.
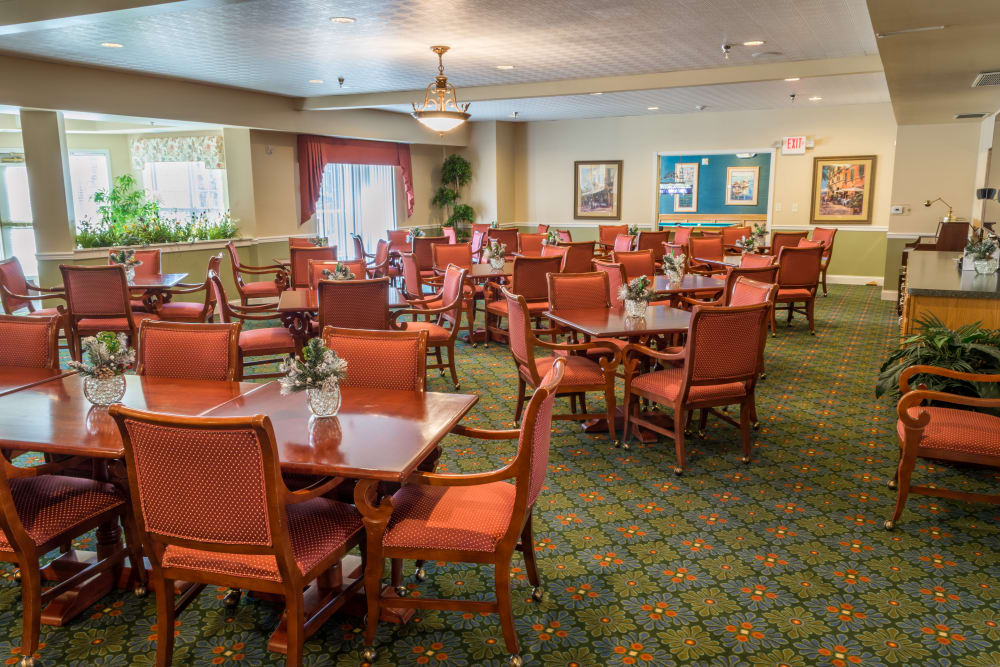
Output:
[557,229,573,243]
[470,229,487,263]
[663,227,692,257]
[518,233,546,256]
[687,236,727,275]
[740,253,775,268]
[368,240,400,286]
[536,224,549,234]
[487,227,519,259]
[411,235,448,277]
[547,271,626,366]
[208,271,298,379]
[358,358,566,667]
[558,241,596,273]
[442,226,457,244]
[636,231,669,267]
[290,246,336,289]
[0,257,69,354]
[592,259,627,306]
[809,227,838,296]
[135,320,241,381]
[0,314,60,369]
[612,234,634,253]
[387,228,411,253]
[720,226,752,252]
[109,406,364,667]
[400,252,438,304]
[623,300,772,473]
[107,247,161,280]
[307,259,367,289]
[322,327,428,391]
[886,365,1000,530]
[770,231,809,258]
[485,255,562,345]
[352,233,377,263]
[432,243,479,334]
[225,241,287,305]
[540,244,568,271]
[611,249,655,280]
[288,237,318,248]
[504,287,619,445]
[598,224,627,248]
[392,265,468,389]
[432,242,473,270]
[773,244,823,335]
[155,253,222,323]
[59,264,159,361]
[317,277,391,332]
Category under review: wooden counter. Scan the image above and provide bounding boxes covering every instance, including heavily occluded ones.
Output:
[901,251,1000,334]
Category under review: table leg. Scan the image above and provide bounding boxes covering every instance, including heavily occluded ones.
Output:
[582,408,676,445]
[140,288,172,312]
[279,311,314,348]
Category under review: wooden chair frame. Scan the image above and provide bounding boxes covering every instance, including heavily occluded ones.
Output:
[225,241,288,306]
[809,228,838,296]
[0,313,61,370]
[59,264,147,361]
[135,320,242,381]
[772,245,823,336]
[485,256,563,344]
[154,254,222,323]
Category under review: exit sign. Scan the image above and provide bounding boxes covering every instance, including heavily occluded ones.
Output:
[782,136,807,154]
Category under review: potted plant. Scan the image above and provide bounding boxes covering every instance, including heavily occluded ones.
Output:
[735,236,756,255]
[482,239,507,270]
[322,263,356,281]
[109,248,142,282]
[965,238,999,275]
[406,227,425,243]
[308,235,328,247]
[543,229,560,246]
[618,275,655,318]
[432,154,475,238]
[279,338,348,418]
[662,252,687,284]
[627,224,640,237]
[68,331,135,405]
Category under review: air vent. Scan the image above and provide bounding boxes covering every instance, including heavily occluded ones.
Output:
[955,112,989,119]
[972,71,1000,87]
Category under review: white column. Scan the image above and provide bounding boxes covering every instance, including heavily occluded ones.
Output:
[18,109,76,255]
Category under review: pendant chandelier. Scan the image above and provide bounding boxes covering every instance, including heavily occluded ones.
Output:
[412,45,470,133]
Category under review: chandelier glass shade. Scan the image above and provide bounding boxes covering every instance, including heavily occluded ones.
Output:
[412,46,470,133]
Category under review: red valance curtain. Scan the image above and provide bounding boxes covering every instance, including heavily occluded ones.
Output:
[298,134,414,224]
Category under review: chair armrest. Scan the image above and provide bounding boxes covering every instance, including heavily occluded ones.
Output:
[451,424,521,440]
[899,364,1000,395]
[163,284,208,296]
[624,342,686,364]
[406,467,516,487]
[391,302,456,325]
[2,284,66,303]
[677,294,723,309]
[24,282,65,294]
[237,265,285,274]
[284,476,345,503]
[534,338,619,357]
[897,389,1000,429]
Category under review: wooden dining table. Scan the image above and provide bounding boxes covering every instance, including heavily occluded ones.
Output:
[652,273,725,298]
[276,286,410,344]
[0,366,71,397]
[434,261,514,344]
[129,272,189,310]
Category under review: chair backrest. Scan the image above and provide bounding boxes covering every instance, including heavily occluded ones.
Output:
[776,245,823,289]
[207,270,236,324]
[688,236,724,263]
[322,327,427,391]
[0,314,60,368]
[108,248,161,280]
[511,256,563,302]
[400,253,423,299]
[487,228,518,254]
[559,241,595,273]
[798,238,823,249]
[224,241,245,288]
[110,406,295,571]
[288,237,315,248]
[136,320,240,381]
[598,225,627,246]
[547,272,610,310]
[318,277,390,332]
[371,239,391,278]
[512,357,564,514]
[432,242,473,269]
[412,236,448,271]
[613,234,634,252]
[636,231,669,263]
[470,230,486,258]
[519,233,546,256]
[810,227,837,259]
[771,231,809,258]
[727,274,778,307]
[721,226,751,246]
[503,287,538,378]
[673,227,692,246]
[471,223,492,236]
[0,257,34,313]
[592,259,627,306]
[662,241,684,258]
[387,229,411,254]
[308,259,366,289]
[740,253,775,268]
[612,250,655,280]
[290,246,336,289]
[434,264,468,327]
[59,264,134,322]
[351,234,368,261]
[541,245,568,270]
[557,229,573,243]
[536,224,549,234]
[442,227,457,244]
[685,303,770,390]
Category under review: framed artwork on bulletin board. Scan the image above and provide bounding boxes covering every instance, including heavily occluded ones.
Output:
[574,160,623,220]
[810,155,877,223]
[725,166,759,206]
[673,162,699,212]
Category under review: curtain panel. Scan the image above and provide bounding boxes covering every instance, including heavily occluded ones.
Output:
[129,135,226,170]
[298,134,414,224]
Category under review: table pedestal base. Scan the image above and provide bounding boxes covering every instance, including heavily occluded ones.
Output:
[581,408,676,445]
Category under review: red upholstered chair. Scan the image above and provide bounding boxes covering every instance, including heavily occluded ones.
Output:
[470,230,487,263]
[636,231,669,267]
[155,253,222,323]
[559,241,596,274]
[288,237,317,248]
[317,277,390,332]
[432,243,473,270]
[487,227,519,259]
[442,227,457,244]
[290,246,336,289]
[740,253,775,268]
[225,241,287,306]
[59,264,159,361]
[623,300,772,473]
[886,366,1000,530]
[0,256,69,353]
[592,259,627,306]
[107,247,161,280]
[358,359,565,666]
[809,227,838,296]
[773,244,823,335]
[400,252,435,302]
[541,244,568,270]
[472,222,492,236]
[322,327,428,391]
[413,236,448,279]
[720,226,752,252]
[387,229,411,254]
[307,259,367,289]
[518,233,546,256]
[557,229,573,243]
[504,287,620,444]
[0,314,60,369]
[663,227,691,258]
[485,255,562,344]
[687,236,727,275]
[135,320,240,381]
[548,271,627,364]
[392,265,468,388]
[770,231,809,259]
[598,225,627,249]
[352,233,376,263]
[109,406,363,667]
[368,239,401,286]
[612,234,634,253]
[612,249,655,280]
[679,267,778,310]
[208,271,298,379]
[536,224,549,234]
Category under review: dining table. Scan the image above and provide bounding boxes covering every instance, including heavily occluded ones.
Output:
[434,261,514,344]
[276,286,410,344]
[652,273,725,298]
[0,366,71,397]
[129,272,189,311]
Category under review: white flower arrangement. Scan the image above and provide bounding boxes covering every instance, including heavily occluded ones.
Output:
[482,239,507,262]
[544,230,559,246]
[627,224,640,237]
[68,332,135,379]
[736,236,756,253]
[321,263,356,281]
[308,236,328,247]
[406,227,425,242]
[618,275,655,304]
[279,338,348,395]
[109,248,142,268]
[662,252,686,277]
[751,222,768,243]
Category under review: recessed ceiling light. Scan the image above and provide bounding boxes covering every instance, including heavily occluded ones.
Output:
[742,40,765,46]
[784,77,800,82]
[695,105,707,111]
[591,92,603,95]
[495,65,515,70]
[647,106,659,110]
[100,42,123,48]
[330,16,356,23]
[808,96,822,101]
[308,79,324,84]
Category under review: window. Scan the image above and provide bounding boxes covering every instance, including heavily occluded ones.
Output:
[0,154,37,278]
[69,151,111,224]
[315,163,397,255]
[141,160,227,220]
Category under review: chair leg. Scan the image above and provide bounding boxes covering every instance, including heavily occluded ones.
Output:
[739,399,752,464]
[603,383,617,446]
[807,298,816,335]
[697,409,708,438]
[520,514,541,594]
[569,393,577,414]
[494,559,521,657]
[886,435,918,530]
[155,574,176,667]
[769,305,777,337]
[514,377,527,423]
[283,589,305,667]
[434,346,443,374]
[447,344,459,389]
[18,562,41,667]
[673,407,687,475]
[821,267,829,296]
[622,388,633,448]
[391,558,405,596]
[579,392,588,415]
[466,299,477,348]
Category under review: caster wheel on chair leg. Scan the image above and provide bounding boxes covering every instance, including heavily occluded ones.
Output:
[394,585,408,597]
[361,647,377,663]
[673,467,683,475]
[13,570,21,582]
[741,456,751,465]
[697,430,706,439]
[508,655,523,667]
[223,589,242,608]
[134,584,148,598]
[18,657,37,667]
[415,567,427,582]
[887,480,897,489]
[752,422,760,431]
[884,520,895,531]
[532,587,544,602]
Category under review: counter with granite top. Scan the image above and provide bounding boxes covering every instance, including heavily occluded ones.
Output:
[901,251,1000,334]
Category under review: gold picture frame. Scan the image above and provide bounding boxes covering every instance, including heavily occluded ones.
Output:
[574,160,623,220]
[725,166,759,206]
[673,162,699,213]
[810,155,877,223]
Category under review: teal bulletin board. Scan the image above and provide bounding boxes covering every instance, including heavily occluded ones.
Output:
[658,153,771,215]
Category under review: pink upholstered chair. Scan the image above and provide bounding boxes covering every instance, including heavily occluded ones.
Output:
[740,253,775,268]
[470,230,487,263]
[0,314,60,369]
[598,225,627,249]
[290,246,336,289]
[155,254,222,323]
[432,243,478,333]
[612,234,634,253]
[518,233,546,256]
[109,406,363,667]
[686,236,727,276]
[135,320,241,381]
[317,277,391,332]
[387,229,411,254]
[225,241,287,306]
[308,259,367,289]
[442,227,458,244]
[485,255,562,344]
[663,227,692,257]
[612,249,655,280]
[358,359,565,667]
[0,257,68,353]
[623,300,772,473]
[592,259,627,306]
[352,233,376,263]
[773,244,823,335]
[809,227,837,296]
[400,252,435,302]
[636,231,669,267]
[536,224,549,234]
[557,229,573,243]
[368,240,401,286]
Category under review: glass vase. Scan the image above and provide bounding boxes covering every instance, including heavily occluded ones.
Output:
[974,258,999,274]
[125,265,136,283]
[83,375,126,406]
[306,381,341,418]
[665,270,681,285]
[490,256,506,270]
[624,299,648,319]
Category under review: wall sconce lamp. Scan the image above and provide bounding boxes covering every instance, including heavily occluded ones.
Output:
[923,197,956,222]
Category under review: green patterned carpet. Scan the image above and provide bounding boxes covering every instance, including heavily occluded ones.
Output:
[7,285,1000,666]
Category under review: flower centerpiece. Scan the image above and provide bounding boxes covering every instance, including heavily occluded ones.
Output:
[543,229,559,246]
[68,331,135,405]
[308,236,328,247]
[662,252,687,284]
[490,220,499,229]
[279,338,348,418]
[627,224,640,237]
[321,263,356,281]
[109,248,142,282]
[965,237,999,274]
[483,239,507,270]
[618,275,655,318]
[735,235,756,255]
[751,222,768,247]
[406,227,425,243]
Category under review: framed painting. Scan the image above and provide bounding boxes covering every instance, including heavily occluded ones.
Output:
[810,155,877,223]
[673,162,699,212]
[574,160,623,220]
[725,165,759,206]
